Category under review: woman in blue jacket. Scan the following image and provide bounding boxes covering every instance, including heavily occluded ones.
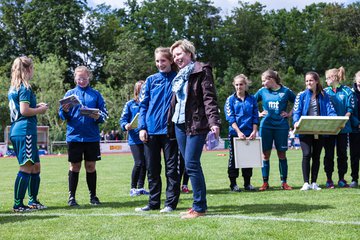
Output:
[323,66,354,188]
[293,72,336,191]
[120,80,149,196]
[225,74,259,192]
[59,66,108,207]
[136,47,180,213]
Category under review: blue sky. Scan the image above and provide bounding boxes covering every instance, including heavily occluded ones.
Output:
[88,0,357,13]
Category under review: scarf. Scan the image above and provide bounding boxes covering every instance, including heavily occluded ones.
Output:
[171,62,195,124]
[172,62,195,95]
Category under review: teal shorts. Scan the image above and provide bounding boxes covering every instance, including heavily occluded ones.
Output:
[260,128,288,152]
[10,135,39,165]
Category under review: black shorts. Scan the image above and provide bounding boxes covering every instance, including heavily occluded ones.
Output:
[67,142,101,163]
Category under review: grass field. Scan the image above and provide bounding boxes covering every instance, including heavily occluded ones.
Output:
[0,150,359,239]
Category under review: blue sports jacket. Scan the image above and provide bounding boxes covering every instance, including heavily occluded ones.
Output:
[138,71,177,135]
[293,89,337,125]
[59,85,108,142]
[119,99,142,145]
[224,92,259,136]
[324,85,354,133]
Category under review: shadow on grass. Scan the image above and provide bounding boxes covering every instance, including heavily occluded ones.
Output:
[206,187,303,194]
[13,199,152,212]
[208,203,334,216]
[0,215,58,225]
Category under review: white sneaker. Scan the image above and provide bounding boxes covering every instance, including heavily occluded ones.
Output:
[244,184,255,191]
[160,206,173,213]
[300,182,311,191]
[349,181,358,188]
[311,182,321,190]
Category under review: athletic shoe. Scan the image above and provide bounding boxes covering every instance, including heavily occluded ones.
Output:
[326,180,335,189]
[281,182,293,190]
[13,205,33,213]
[28,200,47,210]
[160,206,174,213]
[181,185,190,193]
[230,184,242,192]
[300,182,311,191]
[244,184,256,191]
[181,209,205,219]
[90,196,101,205]
[349,181,358,188]
[180,208,194,216]
[130,188,139,197]
[338,179,349,188]
[137,188,150,195]
[68,197,80,207]
[135,205,155,212]
[259,182,269,191]
[311,182,321,191]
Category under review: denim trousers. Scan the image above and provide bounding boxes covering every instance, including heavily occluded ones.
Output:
[175,124,207,212]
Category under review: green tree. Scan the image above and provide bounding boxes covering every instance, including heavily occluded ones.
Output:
[0,71,11,141]
[220,2,275,75]
[31,55,69,141]
[100,32,154,130]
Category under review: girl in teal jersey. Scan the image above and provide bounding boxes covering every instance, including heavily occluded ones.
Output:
[254,70,296,191]
[323,67,354,188]
[8,56,49,212]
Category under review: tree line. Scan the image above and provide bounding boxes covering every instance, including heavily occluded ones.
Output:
[0,0,359,141]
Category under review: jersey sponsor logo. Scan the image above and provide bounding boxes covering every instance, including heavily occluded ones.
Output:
[268,101,279,110]
[279,93,285,98]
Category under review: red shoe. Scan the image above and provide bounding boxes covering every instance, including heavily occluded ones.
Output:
[259,182,269,191]
[181,185,190,193]
[281,182,293,190]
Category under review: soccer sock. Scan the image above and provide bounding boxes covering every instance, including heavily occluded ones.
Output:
[28,173,40,203]
[279,158,288,183]
[68,170,79,198]
[86,171,97,198]
[14,171,30,207]
[262,160,270,182]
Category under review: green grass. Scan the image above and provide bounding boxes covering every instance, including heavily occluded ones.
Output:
[0,150,359,239]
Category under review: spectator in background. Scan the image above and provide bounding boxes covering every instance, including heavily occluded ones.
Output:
[120,80,149,196]
[8,56,49,212]
[288,127,295,149]
[109,130,115,140]
[59,66,108,206]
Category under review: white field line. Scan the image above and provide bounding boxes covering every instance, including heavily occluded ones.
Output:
[0,212,359,226]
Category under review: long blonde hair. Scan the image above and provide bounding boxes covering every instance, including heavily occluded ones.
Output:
[325,66,346,83]
[11,56,33,90]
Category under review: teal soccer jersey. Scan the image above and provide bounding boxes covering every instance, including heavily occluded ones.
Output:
[8,84,38,136]
[254,86,296,129]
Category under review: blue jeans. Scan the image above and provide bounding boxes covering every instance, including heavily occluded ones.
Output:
[175,124,207,212]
